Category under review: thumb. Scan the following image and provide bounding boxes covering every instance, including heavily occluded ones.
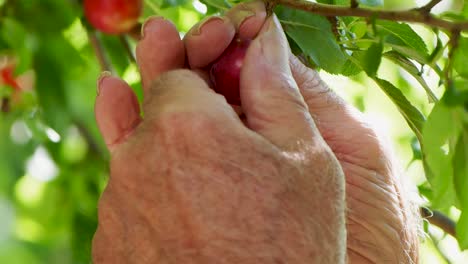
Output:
[240,16,322,150]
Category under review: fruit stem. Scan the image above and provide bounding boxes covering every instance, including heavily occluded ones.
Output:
[88,31,113,72]
[264,0,277,16]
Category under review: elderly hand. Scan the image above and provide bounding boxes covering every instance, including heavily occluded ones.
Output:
[93,1,418,263]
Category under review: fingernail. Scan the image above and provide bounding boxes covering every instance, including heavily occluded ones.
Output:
[97,71,112,95]
[141,16,165,39]
[229,1,264,30]
[191,16,228,36]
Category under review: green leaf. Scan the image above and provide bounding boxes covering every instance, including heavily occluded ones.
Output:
[349,20,368,40]
[442,81,468,107]
[33,36,78,133]
[376,21,428,62]
[16,0,79,33]
[334,0,350,5]
[458,211,468,249]
[1,18,27,48]
[341,55,363,76]
[0,18,34,75]
[161,0,190,8]
[463,1,468,18]
[422,102,462,208]
[383,51,438,103]
[454,128,468,199]
[373,78,426,142]
[276,6,347,74]
[199,0,230,10]
[453,37,468,79]
[454,127,468,248]
[358,42,382,77]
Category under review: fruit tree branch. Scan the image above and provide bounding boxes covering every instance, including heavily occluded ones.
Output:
[420,207,456,237]
[444,29,460,88]
[416,0,443,14]
[1,97,9,113]
[272,0,468,31]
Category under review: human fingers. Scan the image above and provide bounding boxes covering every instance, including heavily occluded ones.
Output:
[184,16,235,69]
[142,69,241,126]
[184,1,266,69]
[136,17,185,96]
[95,73,142,152]
[240,16,323,151]
[225,0,266,39]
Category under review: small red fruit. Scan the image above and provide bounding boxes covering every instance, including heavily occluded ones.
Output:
[1,66,20,90]
[210,38,251,105]
[84,0,142,34]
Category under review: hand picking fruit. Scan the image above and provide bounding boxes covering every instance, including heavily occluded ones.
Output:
[92,1,419,263]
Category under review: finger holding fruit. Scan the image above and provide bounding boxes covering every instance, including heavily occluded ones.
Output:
[97,1,305,148]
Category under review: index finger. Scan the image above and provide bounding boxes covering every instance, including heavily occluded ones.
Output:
[184,1,266,69]
[136,17,185,96]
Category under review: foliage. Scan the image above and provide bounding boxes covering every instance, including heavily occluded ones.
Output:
[0,0,467,263]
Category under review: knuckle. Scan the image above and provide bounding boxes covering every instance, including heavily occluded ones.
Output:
[147,69,202,99]
[155,111,221,140]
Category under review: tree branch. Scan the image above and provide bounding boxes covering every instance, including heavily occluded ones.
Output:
[416,0,443,14]
[273,0,468,31]
[1,97,9,113]
[444,29,460,88]
[421,207,456,237]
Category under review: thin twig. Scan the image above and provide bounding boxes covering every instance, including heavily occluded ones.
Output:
[1,97,9,113]
[87,31,112,72]
[416,0,443,14]
[444,29,461,89]
[120,35,136,64]
[128,23,142,41]
[273,0,468,31]
[428,233,453,264]
[420,207,456,237]
[74,118,104,158]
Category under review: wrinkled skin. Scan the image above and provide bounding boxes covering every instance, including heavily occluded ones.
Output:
[93,1,419,263]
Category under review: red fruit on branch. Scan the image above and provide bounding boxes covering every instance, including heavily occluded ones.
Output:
[84,0,143,34]
[210,38,251,106]
[1,66,20,90]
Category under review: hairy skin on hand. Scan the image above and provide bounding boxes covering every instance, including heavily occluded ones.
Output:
[92,71,346,264]
[290,57,419,263]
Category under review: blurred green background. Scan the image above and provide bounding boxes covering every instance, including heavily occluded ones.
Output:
[0,0,467,263]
